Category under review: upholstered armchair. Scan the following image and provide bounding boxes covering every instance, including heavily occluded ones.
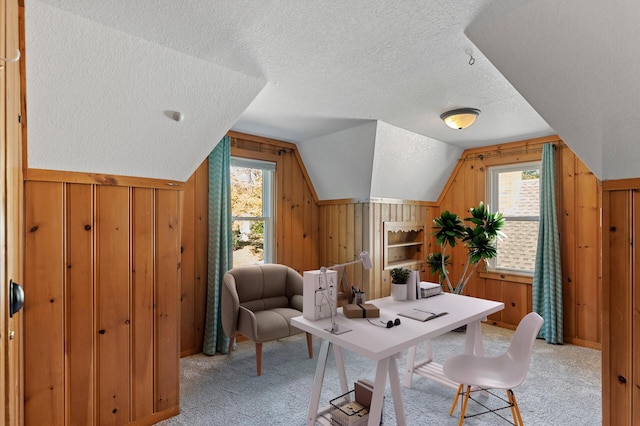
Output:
[221,264,313,376]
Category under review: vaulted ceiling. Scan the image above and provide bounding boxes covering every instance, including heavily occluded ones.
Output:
[23,1,639,200]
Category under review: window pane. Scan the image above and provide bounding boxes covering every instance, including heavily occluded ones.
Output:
[489,162,540,274]
[231,166,263,218]
[232,220,265,267]
[230,157,275,266]
[498,169,540,218]
[495,221,539,272]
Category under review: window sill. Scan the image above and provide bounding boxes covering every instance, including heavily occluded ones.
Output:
[479,271,533,285]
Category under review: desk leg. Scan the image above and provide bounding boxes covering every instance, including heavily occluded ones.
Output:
[307,340,331,426]
[333,344,349,394]
[403,345,417,388]
[462,319,488,404]
[403,339,432,388]
[389,355,407,426]
[369,358,389,426]
[464,320,485,356]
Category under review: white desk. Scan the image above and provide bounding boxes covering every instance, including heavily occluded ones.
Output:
[291,293,504,426]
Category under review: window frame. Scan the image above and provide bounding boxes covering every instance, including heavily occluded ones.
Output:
[486,161,541,275]
[230,156,276,266]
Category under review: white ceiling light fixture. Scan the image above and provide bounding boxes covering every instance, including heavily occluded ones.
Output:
[440,108,481,130]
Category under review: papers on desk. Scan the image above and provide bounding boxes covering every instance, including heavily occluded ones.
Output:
[398,309,448,322]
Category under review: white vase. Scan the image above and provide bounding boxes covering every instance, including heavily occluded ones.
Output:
[390,283,407,301]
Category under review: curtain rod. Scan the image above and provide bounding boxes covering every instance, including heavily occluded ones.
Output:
[462,142,563,161]
[230,138,294,155]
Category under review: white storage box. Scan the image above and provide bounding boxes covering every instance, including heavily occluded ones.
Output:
[303,269,338,321]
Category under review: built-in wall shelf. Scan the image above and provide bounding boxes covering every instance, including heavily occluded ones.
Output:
[383,221,425,270]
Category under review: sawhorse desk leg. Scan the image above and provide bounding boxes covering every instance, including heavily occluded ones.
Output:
[306,340,349,426]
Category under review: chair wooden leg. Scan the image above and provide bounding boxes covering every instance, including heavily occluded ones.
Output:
[450,384,463,416]
[507,390,517,425]
[306,332,313,358]
[458,385,471,426]
[508,389,524,426]
[256,342,263,376]
[227,334,235,354]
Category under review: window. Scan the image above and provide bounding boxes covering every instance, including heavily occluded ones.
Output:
[230,157,275,268]
[488,162,540,274]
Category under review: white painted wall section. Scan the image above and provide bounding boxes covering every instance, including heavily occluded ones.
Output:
[467,0,640,181]
[26,1,266,181]
[297,122,377,201]
[370,122,462,201]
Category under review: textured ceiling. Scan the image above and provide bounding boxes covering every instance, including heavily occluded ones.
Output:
[24,0,639,197]
[25,2,266,182]
[31,0,551,148]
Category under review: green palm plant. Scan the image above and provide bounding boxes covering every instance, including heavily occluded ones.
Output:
[430,201,505,294]
[426,252,450,284]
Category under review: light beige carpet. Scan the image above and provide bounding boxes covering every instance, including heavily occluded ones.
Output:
[158,324,601,425]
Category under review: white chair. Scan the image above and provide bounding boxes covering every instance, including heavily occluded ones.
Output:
[443,312,544,426]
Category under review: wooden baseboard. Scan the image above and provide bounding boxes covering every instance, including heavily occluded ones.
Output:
[180,348,201,358]
[128,406,180,425]
[564,336,601,351]
[180,334,250,358]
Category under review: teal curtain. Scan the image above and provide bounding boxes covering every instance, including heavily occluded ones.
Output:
[532,143,563,344]
[203,136,232,355]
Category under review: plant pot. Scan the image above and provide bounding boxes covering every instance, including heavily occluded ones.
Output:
[390,283,407,301]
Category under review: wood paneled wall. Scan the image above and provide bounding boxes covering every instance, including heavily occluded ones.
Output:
[433,136,601,347]
[318,200,432,300]
[229,132,320,273]
[179,160,208,357]
[318,202,370,297]
[23,180,181,426]
[558,145,602,347]
[178,132,321,355]
[601,183,640,425]
[433,140,544,327]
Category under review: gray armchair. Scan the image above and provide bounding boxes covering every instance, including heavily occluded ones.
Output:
[221,264,313,376]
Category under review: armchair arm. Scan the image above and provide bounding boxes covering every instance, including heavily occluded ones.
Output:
[286,267,304,311]
[236,306,259,341]
[221,273,240,339]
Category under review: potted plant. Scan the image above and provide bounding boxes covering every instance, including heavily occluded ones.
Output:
[390,267,410,301]
[429,201,505,295]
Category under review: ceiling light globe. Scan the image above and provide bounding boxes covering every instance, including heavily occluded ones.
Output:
[440,108,480,130]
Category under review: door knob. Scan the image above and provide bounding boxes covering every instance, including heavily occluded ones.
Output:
[9,279,24,317]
